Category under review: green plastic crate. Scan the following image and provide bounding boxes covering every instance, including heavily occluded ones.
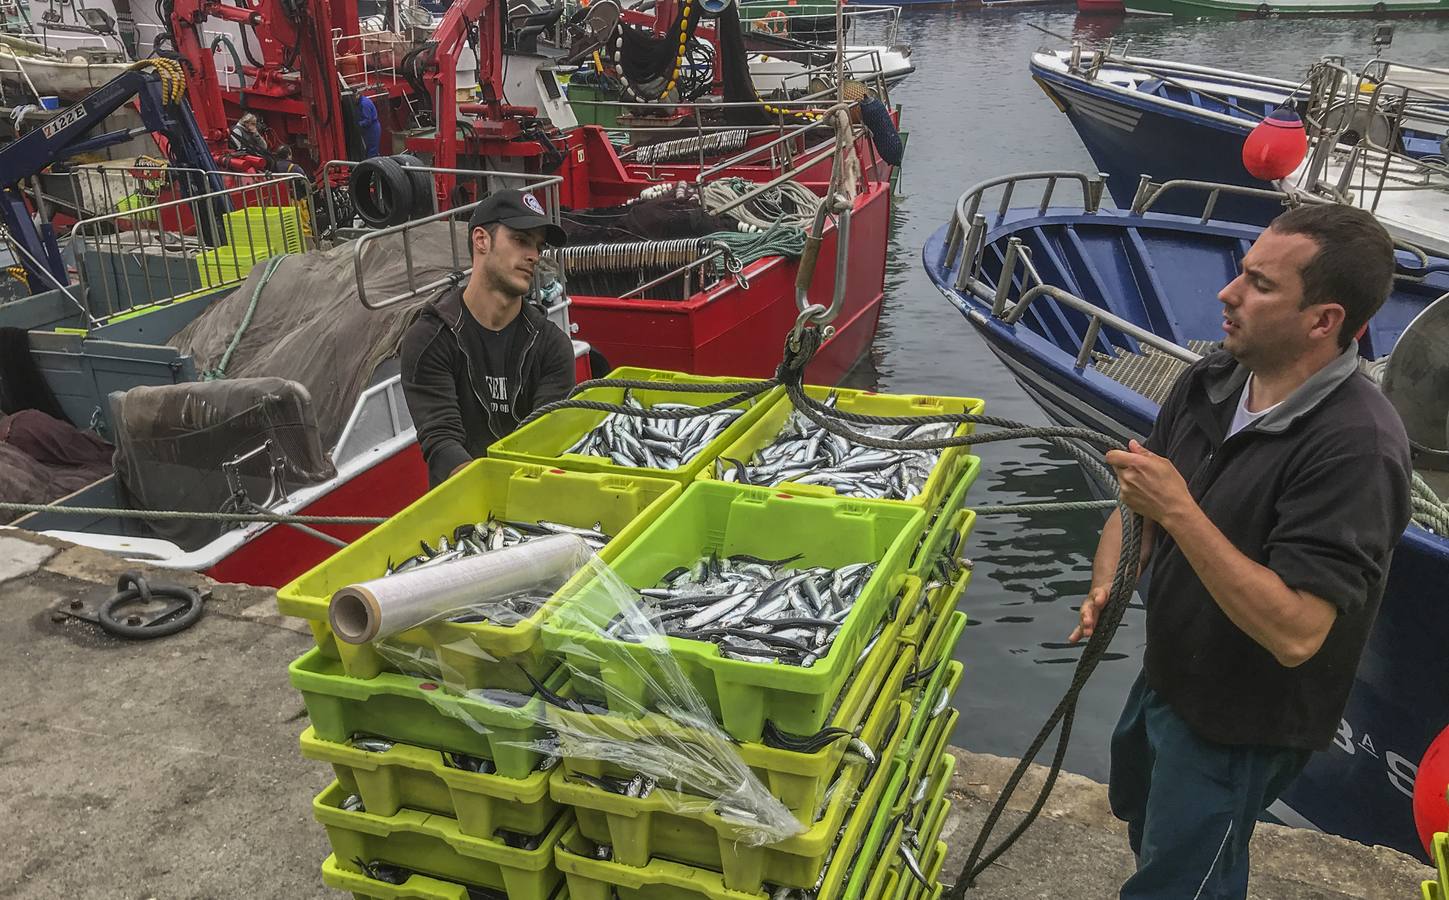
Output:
[552,703,907,900]
[899,512,974,650]
[702,386,985,513]
[490,368,780,485]
[898,660,964,772]
[552,698,909,892]
[290,648,561,779]
[904,463,979,579]
[894,837,947,900]
[277,459,680,692]
[843,756,911,900]
[321,853,572,899]
[894,706,958,825]
[544,481,925,742]
[300,725,561,839]
[919,608,968,688]
[553,593,919,825]
[315,781,568,900]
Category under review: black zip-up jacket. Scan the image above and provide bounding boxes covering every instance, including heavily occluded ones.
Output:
[401,287,575,486]
[1142,344,1412,750]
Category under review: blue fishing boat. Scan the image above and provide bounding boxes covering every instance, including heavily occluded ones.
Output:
[923,170,1449,860]
[1029,48,1449,222]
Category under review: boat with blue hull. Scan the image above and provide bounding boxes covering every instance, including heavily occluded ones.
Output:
[1030,48,1449,223]
[924,170,1449,860]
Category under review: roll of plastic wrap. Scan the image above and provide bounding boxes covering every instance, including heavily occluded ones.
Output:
[328,534,592,644]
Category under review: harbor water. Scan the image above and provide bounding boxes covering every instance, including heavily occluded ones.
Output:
[860,7,1449,782]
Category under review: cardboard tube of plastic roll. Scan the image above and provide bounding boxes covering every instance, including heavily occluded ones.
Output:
[328,533,592,644]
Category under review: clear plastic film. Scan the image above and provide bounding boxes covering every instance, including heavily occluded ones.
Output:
[352,547,810,847]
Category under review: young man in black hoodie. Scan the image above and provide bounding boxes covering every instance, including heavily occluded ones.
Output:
[401,189,576,486]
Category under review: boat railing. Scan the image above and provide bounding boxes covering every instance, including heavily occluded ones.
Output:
[61,163,283,225]
[574,85,886,177]
[941,170,1106,292]
[738,2,903,47]
[1298,59,1449,213]
[955,228,1202,368]
[325,162,564,311]
[330,27,415,96]
[761,47,893,102]
[1127,175,1308,222]
[68,173,316,327]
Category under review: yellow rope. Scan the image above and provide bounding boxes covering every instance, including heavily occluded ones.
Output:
[6,265,28,285]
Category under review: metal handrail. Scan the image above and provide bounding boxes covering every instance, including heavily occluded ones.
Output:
[1127,176,1309,222]
[1001,282,1203,367]
[941,171,1105,285]
[336,163,563,311]
[69,173,315,324]
[697,100,856,180]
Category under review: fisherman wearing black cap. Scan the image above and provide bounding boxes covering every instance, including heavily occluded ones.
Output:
[401,189,575,486]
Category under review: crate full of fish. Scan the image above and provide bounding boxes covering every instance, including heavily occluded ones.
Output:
[541,481,925,742]
[276,459,679,692]
[552,699,907,900]
[703,385,985,511]
[545,634,912,832]
[313,780,569,900]
[290,647,566,779]
[489,367,780,485]
[320,854,573,900]
[900,510,974,649]
[904,465,978,579]
[870,752,955,900]
[548,582,922,826]
[549,696,908,893]
[299,725,563,840]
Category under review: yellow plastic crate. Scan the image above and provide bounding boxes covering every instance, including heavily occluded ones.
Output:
[276,458,680,692]
[701,385,985,512]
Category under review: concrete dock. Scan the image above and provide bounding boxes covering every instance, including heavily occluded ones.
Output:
[0,529,1432,899]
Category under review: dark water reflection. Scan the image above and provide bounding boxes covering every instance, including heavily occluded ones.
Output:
[862,6,1449,780]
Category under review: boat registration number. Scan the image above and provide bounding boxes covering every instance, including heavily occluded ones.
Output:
[42,105,86,139]
[1333,717,1418,799]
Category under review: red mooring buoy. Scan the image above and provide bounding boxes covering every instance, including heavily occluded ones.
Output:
[1415,723,1449,857]
[1242,107,1308,182]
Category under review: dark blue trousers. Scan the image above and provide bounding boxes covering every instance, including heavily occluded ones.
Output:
[1108,672,1310,900]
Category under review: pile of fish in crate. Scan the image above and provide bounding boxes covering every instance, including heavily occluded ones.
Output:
[278,368,982,899]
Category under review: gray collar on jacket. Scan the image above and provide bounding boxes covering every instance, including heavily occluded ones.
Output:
[1202,341,1362,435]
[430,285,543,337]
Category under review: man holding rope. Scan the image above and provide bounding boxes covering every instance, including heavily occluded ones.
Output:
[1071,204,1412,898]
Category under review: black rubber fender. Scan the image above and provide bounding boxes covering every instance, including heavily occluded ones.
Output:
[391,153,437,221]
[859,96,904,167]
[98,572,206,640]
[349,156,415,228]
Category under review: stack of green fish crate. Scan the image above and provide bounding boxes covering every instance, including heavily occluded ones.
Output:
[278,368,980,899]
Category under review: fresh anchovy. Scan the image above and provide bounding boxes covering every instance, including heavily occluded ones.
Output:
[898,840,929,886]
[563,390,747,469]
[620,554,877,667]
[351,735,394,753]
[341,793,366,812]
[718,403,953,501]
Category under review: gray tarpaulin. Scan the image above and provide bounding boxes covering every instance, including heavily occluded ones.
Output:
[171,221,465,449]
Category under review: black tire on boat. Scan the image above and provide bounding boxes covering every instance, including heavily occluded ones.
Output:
[1373,1,1387,13]
[349,156,416,228]
[390,153,437,221]
[1256,2,1272,14]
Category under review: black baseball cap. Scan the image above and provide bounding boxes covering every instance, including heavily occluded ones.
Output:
[468,189,567,246]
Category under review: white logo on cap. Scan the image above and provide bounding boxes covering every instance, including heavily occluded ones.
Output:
[523,193,546,215]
